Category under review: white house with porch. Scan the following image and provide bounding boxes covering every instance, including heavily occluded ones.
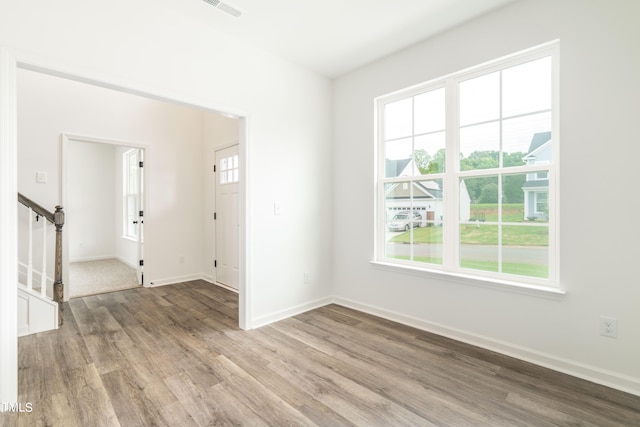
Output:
[522,132,551,220]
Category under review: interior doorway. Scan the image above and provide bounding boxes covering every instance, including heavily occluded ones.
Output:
[6,54,250,330]
[63,135,145,298]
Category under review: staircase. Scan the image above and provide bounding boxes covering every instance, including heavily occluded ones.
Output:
[17,193,64,336]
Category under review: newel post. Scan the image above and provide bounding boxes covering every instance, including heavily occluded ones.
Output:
[53,205,65,326]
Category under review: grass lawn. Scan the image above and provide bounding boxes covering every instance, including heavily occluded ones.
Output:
[390,224,547,246]
[389,203,548,246]
[471,203,527,222]
[387,203,549,278]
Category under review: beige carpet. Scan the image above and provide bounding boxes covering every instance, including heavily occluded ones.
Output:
[69,258,140,298]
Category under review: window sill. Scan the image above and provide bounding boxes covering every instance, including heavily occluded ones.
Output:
[370,261,565,300]
[121,235,137,242]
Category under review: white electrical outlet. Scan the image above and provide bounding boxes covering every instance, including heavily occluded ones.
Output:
[303,272,309,284]
[599,316,618,338]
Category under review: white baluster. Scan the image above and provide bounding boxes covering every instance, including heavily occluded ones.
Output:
[27,207,33,291]
[41,218,47,297]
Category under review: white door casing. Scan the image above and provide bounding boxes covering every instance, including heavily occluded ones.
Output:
[215,144,240,290]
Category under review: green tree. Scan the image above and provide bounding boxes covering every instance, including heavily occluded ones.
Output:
[426,148,445,174]
[503,174,525,203]
[478,182,499,203]
[413,149,431,174]
[461,150,499,171]
[503,151,526,167]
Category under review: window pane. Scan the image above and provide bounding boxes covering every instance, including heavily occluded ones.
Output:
[221,158,228,171]
[521,170,550,221]
[385,138,413,177]
[126,195,137,238]
[416,179,443,227]
[461,177,498,272]
[414,179,443,265]
[502,225,548,278]
[384,180,444,265]
[502,113,551,167]
[385,98,412,140]
[501,173,526,220]
[460,224,498,272]
[462,175,499,207]
[385,182,413,260]
[459,71,500,126]
[127,152,138,194]
[503,56,552,117]
[414,132,445,175]
[414,88,445,135]
[459,122,500,171]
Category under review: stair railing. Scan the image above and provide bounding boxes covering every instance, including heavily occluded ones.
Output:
[17,193,65,326]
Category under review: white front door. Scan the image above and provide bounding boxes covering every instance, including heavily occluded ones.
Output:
[215,145,239,289]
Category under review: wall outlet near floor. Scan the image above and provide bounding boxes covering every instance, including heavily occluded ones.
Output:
[179,255,185,264]
[303,272,310,284]
[599,316,618,338]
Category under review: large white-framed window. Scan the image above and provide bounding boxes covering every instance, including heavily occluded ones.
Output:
[376,42,559,289]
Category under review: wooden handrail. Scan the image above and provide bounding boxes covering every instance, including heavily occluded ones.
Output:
[17,193,65,326]
[18,193,54,223]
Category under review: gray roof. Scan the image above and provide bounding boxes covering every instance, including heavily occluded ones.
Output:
[522,179,548,190]
[385,158,411,178]
[527,131,551,155]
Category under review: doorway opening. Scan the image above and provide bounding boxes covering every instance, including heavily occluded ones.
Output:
[8,56,249,330]
[62,135,145,298]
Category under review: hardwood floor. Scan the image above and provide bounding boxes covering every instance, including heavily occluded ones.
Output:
[2,280,639,426]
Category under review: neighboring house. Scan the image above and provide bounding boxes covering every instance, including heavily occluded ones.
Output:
[521,131,552,220]
[384,158,471,224]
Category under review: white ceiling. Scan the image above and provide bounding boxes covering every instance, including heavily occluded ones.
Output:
[159,0,518,78]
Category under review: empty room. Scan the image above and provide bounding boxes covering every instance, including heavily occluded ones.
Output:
[1,0,639,425]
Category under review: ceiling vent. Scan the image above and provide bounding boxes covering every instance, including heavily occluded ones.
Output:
[201,0,243,18]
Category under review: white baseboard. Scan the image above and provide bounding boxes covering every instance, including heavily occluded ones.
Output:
[199,276,239,293]
[69,255,116,263]
[251,296,334,329]
[332,296,640,397]
[145,274,203,288]
[115,256,137,269]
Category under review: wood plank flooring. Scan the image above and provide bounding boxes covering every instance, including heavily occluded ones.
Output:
[1,280,639,426]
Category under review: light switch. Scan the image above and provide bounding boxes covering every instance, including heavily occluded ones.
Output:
[36,171,47,183]
[274,202,282,215]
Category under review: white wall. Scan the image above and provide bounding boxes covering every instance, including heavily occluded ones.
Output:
[1,0,334,329]
[332,0,640,395]
[67,140,116,261]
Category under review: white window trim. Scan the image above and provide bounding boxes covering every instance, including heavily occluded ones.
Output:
[374,41,562,295]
